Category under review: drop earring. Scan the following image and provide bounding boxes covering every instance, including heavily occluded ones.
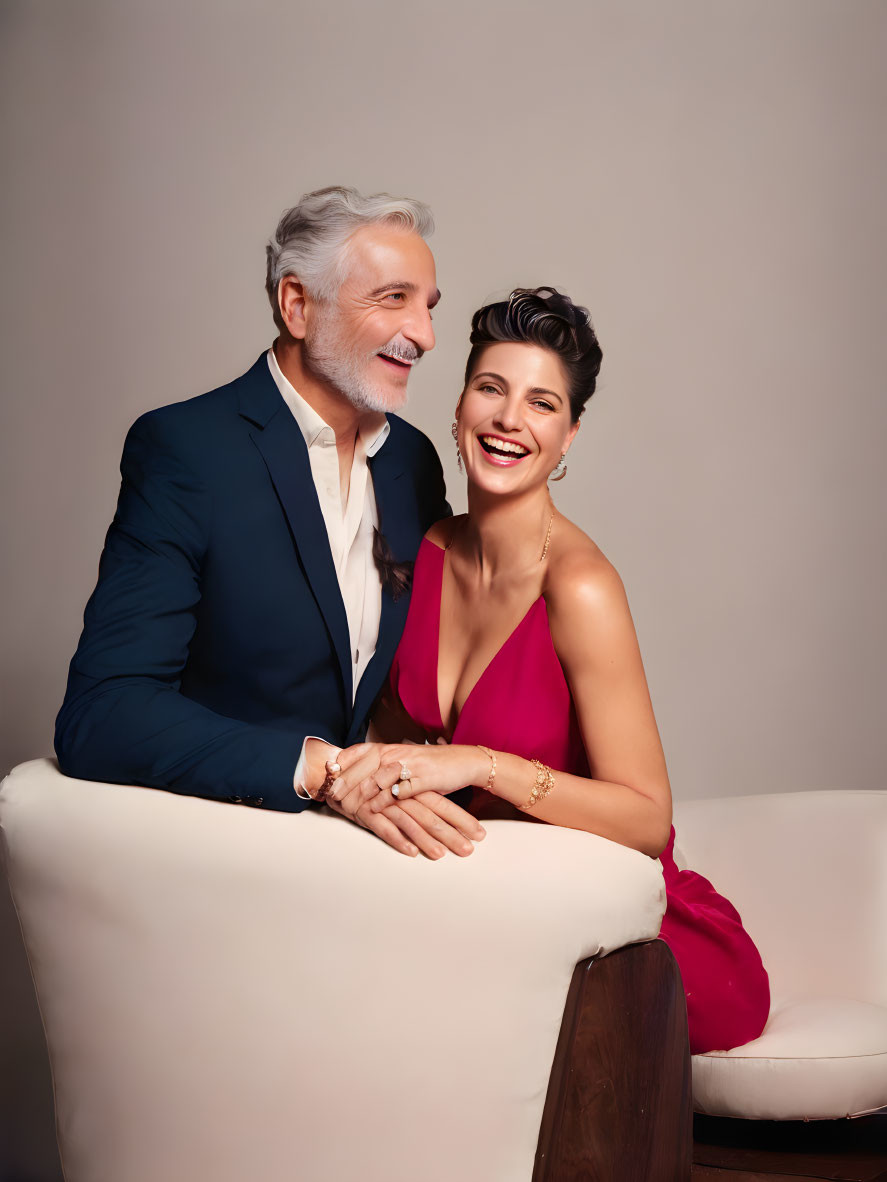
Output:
[451,420,463,473]
[550,453,567,481]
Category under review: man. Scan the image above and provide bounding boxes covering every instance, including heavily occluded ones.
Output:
[55,186,484,859]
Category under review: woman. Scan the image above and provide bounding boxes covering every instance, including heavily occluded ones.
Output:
[324,287,769,1055]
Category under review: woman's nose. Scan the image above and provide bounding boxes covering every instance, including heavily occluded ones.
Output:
[493,397,524,432]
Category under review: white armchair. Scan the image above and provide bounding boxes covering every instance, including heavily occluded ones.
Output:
[1,759,684,1182]
[674,790,887,1121]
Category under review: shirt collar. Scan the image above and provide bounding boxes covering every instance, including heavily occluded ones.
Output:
[267,347,390,456]
[360,413,390,458]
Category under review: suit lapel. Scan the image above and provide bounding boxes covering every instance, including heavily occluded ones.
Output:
[350,445,410,732]
[238,359,353,707]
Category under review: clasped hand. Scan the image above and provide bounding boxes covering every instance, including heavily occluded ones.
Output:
[318,741,487,860]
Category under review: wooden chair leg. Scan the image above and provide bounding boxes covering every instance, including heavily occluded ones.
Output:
[534,940,692,1182]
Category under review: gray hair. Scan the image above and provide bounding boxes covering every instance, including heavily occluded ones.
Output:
[265,186,435,330]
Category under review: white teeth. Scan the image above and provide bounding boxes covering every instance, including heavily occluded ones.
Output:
[480,435,529,456]
[380,353,414,366]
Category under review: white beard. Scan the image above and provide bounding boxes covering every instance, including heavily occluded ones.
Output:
[304,311,412,413]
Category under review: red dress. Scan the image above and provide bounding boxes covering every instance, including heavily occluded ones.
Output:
[389,538,770,1054]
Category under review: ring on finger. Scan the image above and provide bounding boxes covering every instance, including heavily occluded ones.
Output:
[393,762,411,799]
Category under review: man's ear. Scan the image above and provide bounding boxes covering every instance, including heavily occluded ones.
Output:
[278,276,308,340]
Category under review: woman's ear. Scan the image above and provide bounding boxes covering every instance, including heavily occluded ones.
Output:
[562,418,581,456]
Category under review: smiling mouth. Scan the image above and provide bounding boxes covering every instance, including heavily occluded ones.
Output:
[377,353,415,370]
[478,435,531,463]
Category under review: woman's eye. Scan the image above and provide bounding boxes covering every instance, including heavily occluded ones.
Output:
[532,400,555,412]
[480,384,500,395]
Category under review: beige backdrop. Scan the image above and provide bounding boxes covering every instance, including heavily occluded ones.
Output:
[1,1,885,1177]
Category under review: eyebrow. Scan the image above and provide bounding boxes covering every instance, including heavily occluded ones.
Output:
[473,372,565,406]
[369,281,441,308]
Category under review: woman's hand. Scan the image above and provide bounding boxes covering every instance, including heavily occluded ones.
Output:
[366,743,489,812]
[324,742,486,858]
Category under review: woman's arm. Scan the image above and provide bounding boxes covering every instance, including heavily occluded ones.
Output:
[534,551,672,855]
[366,552,672,858]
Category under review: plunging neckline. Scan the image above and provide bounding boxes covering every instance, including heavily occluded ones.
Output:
[427,538,545,739]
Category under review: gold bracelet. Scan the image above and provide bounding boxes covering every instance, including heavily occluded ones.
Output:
[519,758,556,810]
[476,745,497,793]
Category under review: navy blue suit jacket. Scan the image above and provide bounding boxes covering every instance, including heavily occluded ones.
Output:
[55,354,450,812]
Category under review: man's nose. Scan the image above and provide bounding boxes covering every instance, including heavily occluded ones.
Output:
[404,306,435,354]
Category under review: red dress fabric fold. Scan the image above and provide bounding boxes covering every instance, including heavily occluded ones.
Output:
[389,538,770,1054]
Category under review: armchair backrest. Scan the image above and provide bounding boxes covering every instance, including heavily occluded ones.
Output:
[672,790,887,1008]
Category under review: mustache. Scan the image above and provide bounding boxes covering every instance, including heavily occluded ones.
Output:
[376,339,422,363]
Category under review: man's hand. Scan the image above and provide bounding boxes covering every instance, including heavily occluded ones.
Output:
[325,742,486,859]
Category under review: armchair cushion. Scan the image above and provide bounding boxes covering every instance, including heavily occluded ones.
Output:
[693,998,887,1120]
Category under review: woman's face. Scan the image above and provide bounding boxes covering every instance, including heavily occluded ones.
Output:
[457,342,580,495]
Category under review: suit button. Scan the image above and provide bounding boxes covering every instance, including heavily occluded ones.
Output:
[227,795,243,804]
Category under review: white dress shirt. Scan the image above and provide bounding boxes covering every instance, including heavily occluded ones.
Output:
[266,349,390,796]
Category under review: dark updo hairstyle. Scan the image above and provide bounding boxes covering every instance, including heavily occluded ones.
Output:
[464,287,603,422]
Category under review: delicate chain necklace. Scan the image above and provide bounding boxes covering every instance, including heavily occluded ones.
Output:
[540,512,554,562]
[447,508,558,562]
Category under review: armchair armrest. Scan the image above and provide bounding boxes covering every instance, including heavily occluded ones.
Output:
[2,758,668,1182]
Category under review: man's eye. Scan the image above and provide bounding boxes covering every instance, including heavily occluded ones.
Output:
[384,292,406,302]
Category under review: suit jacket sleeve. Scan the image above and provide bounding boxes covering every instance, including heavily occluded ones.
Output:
[55,415,313,812]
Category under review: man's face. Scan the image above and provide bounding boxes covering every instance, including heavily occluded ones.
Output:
[303,224,439,413]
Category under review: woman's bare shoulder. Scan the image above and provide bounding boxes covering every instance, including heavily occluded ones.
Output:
[544,518,627,617]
